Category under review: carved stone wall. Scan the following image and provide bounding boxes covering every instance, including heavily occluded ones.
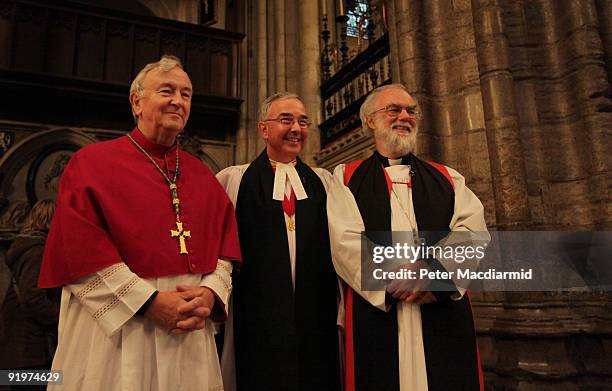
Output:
[387,0,610,231]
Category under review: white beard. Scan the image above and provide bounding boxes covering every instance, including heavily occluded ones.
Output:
[373,121,418,157]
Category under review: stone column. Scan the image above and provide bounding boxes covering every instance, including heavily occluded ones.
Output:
[387,0,436,162]
[389,0,496,224]
[471,0,531,228]
[517,0,609,229]
[552,0,611,229]
[297,0,321,165]
[274,0,287,92]
[255,0,269,156]
[385,0,402,83]
[235,0,251,164]
[596,0,612,83]
[265,1,275,94]
[285,0,299,92]
[595,0,612,229]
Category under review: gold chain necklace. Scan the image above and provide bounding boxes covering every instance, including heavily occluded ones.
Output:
[127,133,191,254]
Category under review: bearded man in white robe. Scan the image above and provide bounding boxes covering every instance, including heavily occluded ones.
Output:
[327,84,489,391]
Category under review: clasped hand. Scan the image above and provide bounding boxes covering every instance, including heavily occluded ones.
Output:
[385,260,437,305]
[144,285,215,335]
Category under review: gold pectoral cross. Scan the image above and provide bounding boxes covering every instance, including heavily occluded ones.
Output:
[170,221,191,254]
[287,216,295,231]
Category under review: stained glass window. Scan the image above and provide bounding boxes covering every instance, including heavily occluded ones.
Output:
[346,0,370,38]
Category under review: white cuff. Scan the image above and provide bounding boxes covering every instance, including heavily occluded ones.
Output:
[200,260,233,317]
[69,263,156,336]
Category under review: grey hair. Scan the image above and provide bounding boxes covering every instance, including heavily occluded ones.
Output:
[258,92,303,122]
[359,84,417,133]
[129,55,184,122]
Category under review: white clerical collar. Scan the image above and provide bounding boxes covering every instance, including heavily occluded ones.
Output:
[270,159,308,201]
[388,158,403,166]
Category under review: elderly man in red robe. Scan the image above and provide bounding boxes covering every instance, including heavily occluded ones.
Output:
[39,55,241,391]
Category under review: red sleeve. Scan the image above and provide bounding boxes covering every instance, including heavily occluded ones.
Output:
[39,152,123,288]
[218,194,242,266]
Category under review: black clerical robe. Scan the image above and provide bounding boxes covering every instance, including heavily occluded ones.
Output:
[328,152,487,391]
[218,150,340,391]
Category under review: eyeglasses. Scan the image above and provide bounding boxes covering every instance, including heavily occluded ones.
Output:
[263,115,311,129]
[369,104,422,120]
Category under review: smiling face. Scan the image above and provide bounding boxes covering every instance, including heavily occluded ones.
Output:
[258,97,309,163]
[367,88,419,158]
[130,66,193,145]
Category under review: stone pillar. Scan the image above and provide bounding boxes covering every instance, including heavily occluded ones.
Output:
[389,0,496,225]
[297,0,321,165]
[514,0,610,229]
[597,0,612,83]
[255,0,269,156]
[385,0,402,84]
[235,0,250,164]
[595,0,612,229]
[387,0,430,153]
[285,0,299,93]
[274,0,287,92]
[238,0,324,164]
[471,0,531,228]
[551,0,611,229]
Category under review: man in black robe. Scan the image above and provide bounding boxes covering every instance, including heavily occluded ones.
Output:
[217,92,340,391]
[327,84,489,391]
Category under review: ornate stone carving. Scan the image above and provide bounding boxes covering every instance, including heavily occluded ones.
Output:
[211,39,231,56]
[107,21,131,38]
[0,131,14,157]
[134,26,157,43]
[78,15,103,35]
[41,153,71,194]
[47,10,76,30]
[186,34,206,51]
[14,3,45,24]
[0,199,28,229]
[161,30,182,46]
[0,128,96,229]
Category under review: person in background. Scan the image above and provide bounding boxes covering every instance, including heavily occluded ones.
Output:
[1,199,59,390]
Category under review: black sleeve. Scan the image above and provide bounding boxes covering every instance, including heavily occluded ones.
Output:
[13,246,60,326]
[136,290,159,316]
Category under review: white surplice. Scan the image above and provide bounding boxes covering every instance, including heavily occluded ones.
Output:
[49,260,232,391]
[326,162,488,391]
[215,163,334,391]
